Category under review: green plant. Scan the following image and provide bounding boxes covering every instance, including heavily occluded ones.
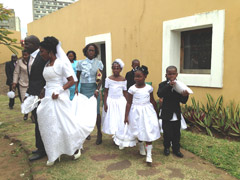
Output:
[0,4,23,54]
[182,94,240,138]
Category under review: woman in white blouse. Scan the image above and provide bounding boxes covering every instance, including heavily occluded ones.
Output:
[76,43,104,145]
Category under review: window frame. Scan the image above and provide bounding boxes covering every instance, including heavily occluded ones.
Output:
[162,10,225,88]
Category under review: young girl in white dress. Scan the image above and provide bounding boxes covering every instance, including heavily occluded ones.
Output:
[102,59,127,136]
[118,65,160,164]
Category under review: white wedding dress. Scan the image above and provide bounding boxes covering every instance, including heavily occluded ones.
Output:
[37,60,97,163]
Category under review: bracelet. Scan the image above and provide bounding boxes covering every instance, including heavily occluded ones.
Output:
[95,89,99,92]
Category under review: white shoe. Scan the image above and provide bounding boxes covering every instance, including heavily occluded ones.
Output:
[139,142,146,156]
[146,155,152,163]
[46,161,54,166]
[46,156,61,166]
[146,144,153,163]
[73,149,81,160]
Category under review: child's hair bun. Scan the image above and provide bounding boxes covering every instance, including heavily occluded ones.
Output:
[136,65,149,75]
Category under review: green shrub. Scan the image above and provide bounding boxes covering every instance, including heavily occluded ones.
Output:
[182,94,240,137]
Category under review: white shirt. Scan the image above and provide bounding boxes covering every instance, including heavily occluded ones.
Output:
[170,113,178,121]
[29,49,40,73]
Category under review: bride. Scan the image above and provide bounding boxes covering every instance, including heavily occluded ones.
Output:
[37,36,97,166]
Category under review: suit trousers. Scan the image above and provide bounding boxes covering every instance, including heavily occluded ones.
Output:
[8,86,20,108]
[32,108,45,154]
[8,86,15,108]
[162,120,181,153]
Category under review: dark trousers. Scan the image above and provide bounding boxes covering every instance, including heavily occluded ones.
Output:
[8,85,21,108]
[32,108,45,154]
[8,86,15,108]
[162,120,181,153]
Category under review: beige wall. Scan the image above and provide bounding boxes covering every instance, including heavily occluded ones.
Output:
[0,30,22,64]
[28,0,240,104]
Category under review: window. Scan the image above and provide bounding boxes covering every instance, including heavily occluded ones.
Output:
[162,10,225,88]
[180,28,212,74]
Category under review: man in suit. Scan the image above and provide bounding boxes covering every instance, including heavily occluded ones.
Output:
[24,35,47,161]
[125,59,140,90]
[5,54,19,109]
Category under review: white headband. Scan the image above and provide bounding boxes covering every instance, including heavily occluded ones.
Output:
[114,58,124,68]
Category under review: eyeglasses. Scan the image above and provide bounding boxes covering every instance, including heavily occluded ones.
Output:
[88,49,95,52]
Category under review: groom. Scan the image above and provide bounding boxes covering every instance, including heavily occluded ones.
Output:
[24,35,47,161]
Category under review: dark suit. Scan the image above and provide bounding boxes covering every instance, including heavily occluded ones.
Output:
[5,60,20,108]
[125,69,135,90]
[27,52,47,154]
[157,80,188,152]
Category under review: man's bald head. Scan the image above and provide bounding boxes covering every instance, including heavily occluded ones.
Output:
[24,35,40,53]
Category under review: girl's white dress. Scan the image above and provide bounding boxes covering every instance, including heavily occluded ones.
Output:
[114,84,160,147]
[37,59,97,163]
[102,78,127,135]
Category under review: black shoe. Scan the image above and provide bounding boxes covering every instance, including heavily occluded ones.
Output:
[86,135,91,140]
[173,151,184,158]
[32,149,39,154]
[29,153,46,161]
[164,148,170,156]
[31,115,35,123]
[96,134,102,145]
[23,114,28,121]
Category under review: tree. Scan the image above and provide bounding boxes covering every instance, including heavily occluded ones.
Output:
[0,4,22,55]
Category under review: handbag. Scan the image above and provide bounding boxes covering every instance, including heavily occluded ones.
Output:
[96,69,102,84]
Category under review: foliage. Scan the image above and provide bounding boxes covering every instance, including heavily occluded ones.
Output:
[181,130,240,179]
[0,4,23,55]
[182,94,240,137]
[0,4,12,21]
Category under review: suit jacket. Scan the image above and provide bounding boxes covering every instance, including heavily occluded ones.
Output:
[27,52,47,96]
[125,69,135,90]
[5,60,16,86]
[157,80,188,121]
[13,59,29,87]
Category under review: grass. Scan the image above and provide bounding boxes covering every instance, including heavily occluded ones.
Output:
[181,130,240,179]
[0,95,238,180]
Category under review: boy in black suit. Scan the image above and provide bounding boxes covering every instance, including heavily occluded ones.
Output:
[157,66,189,158]
[125,59,140,90]
[5,54,19,109]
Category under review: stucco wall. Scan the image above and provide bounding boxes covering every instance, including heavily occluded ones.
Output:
[28,0,240,104]
[0,30,21,64]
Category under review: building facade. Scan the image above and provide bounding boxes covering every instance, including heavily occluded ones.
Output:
[0,9,21,31]
[27,0,240,104]
[32,0,77,20]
